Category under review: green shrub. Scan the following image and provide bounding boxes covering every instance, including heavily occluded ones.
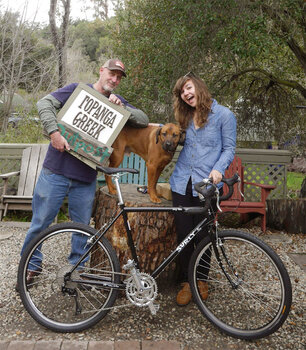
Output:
[287,172,305,198]
[2,208,69,223]
[0,114,45,144]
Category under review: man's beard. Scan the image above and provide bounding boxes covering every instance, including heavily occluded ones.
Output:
[103,84,114,94]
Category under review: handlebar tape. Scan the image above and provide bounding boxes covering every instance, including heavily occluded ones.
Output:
[219,173,239,201]
[194,173,240,202]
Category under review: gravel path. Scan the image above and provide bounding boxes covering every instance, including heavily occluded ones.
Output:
[0,222,305,350]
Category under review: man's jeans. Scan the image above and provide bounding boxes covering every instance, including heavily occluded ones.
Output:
[20,167,96,270]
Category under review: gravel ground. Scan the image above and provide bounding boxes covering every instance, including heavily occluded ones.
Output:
[0,222,305,350]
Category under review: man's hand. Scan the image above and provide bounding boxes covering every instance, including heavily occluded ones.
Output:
[50,131,70,152]
[109,94,123,106]
[209,169,222,184]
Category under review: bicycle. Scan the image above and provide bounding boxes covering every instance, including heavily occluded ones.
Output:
[17,166,292,340]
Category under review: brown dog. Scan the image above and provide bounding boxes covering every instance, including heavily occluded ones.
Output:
[105,123,183,203]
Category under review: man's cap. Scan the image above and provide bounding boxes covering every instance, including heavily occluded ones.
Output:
[103,59,126,77]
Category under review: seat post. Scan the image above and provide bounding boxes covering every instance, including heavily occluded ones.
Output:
[113,176,124,205]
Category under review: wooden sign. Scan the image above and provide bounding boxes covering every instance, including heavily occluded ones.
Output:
[52,83,130,169]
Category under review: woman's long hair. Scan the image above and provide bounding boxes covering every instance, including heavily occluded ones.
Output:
[172,75,212,130]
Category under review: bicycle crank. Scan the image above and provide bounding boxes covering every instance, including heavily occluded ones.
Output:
[125,272,159,315]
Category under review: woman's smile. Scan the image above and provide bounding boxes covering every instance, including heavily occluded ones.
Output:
[181,80,197,107]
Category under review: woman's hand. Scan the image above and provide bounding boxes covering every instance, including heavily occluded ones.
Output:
[209,169,222,184]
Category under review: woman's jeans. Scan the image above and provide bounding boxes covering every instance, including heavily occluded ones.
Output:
[20,167,96,271]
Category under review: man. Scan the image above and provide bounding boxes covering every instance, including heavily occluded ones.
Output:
[18,59,149,287]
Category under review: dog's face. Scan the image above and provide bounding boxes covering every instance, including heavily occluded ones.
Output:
[156,123,184,153]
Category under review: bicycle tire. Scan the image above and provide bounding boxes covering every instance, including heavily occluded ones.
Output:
[17,222,120,332]
[189,229,292,340]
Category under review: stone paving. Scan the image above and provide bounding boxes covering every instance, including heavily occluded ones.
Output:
[0,223,183,349]
[0,221,305,350]
[0,340,182,350]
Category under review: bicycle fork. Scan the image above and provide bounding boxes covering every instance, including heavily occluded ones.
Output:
[210,224,242,289]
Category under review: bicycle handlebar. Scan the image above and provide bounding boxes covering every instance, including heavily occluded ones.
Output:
[194,173,240,212]
[219,173,240,201]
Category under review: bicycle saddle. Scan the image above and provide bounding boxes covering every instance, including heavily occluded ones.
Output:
[96,165,139,175]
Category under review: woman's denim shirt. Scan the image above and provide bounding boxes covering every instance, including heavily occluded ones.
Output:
[170,99,236,196]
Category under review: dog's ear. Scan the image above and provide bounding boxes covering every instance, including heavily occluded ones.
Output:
[178,129,186,145]
[156,128,162,144]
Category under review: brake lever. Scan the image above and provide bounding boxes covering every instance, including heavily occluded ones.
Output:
[203,178,212,185]
[237,178,244,199]
[216,189,222,212]
[198,193,204,201]
[197,178,212,201]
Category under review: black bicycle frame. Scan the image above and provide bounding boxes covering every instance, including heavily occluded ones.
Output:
[124,206,211,278]
[70,203,212,284]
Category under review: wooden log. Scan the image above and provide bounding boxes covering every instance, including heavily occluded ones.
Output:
[92,184,177,282]
[267,198,306,234]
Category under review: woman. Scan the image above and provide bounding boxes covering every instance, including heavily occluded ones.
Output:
[170,72,236,306]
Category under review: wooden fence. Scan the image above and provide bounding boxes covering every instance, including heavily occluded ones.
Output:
[0,143,291,200]
[157,147,291,201]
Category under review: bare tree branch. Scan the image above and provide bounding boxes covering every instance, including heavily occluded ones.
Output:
[227,67,306,99]
[0,10,57,132]
[260,2,306,74]
[49,0,71,87]
[95,0,109,20]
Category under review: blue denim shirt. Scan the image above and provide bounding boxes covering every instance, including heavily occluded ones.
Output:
[170,99,236,196]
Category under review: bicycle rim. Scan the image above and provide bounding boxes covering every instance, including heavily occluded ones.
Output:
[18,222,120,332]
[189,229,292,340]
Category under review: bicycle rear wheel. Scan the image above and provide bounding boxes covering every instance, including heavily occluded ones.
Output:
[17,222,120,332]
[189,229,292,340]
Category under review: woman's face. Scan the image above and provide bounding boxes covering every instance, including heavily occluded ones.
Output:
[180,79,197,107]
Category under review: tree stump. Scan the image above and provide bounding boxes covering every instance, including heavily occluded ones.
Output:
[92,185,178,283]
[267,198,306,233]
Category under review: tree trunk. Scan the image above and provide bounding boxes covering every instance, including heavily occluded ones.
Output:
[92,185,178,282]
[92,0,109,20]
[49,0,71,87]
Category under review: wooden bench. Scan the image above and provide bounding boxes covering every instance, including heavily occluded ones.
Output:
[220,156,276,232]
[0,144,48,220]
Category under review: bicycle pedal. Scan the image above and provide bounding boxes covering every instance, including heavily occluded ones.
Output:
[148,302,159,315]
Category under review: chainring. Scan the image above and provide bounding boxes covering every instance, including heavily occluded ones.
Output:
[125,272,158,307]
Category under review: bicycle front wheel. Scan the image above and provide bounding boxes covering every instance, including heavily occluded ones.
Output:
[189,229,292,340]
[17,222,120,332]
